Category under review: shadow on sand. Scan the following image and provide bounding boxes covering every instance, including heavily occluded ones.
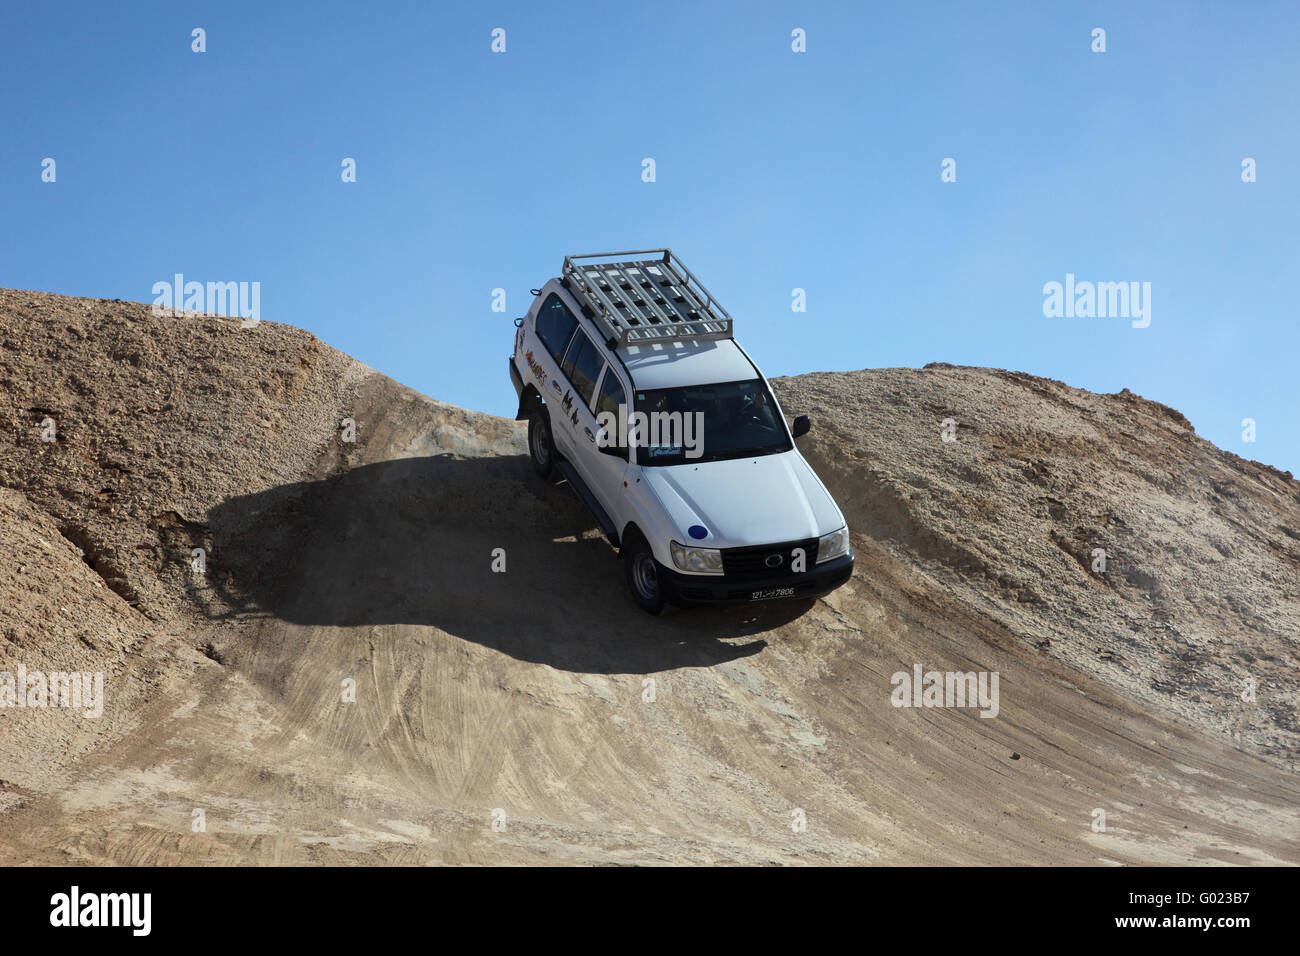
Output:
[204,455,814,673]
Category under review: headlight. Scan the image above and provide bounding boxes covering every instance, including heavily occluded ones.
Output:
[817,525,850,563]
[670,540,723,574]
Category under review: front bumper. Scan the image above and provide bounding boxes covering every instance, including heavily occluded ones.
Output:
[659,551,854,606]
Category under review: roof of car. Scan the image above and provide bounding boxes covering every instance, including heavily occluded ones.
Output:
[618,337,758,391]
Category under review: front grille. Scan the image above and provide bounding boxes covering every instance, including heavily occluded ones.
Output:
[721,538,818,577]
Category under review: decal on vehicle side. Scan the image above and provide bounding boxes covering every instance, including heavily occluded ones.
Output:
[524,350,547,387]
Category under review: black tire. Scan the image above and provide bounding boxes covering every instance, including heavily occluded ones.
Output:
[528,407,557,481]
[622,529,667,615]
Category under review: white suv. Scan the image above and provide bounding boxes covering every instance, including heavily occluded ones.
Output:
[508,249,853,614]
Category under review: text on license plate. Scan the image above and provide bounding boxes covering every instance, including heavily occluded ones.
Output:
[750,586,796,601]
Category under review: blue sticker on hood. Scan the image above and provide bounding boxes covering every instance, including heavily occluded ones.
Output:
[688,525,708,540]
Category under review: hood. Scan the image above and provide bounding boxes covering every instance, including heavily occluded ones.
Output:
[640,450,845,549]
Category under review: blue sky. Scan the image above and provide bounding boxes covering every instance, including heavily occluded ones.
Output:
[3,1,1297,474]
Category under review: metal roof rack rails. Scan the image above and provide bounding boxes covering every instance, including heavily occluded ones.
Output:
[561,249,734,349]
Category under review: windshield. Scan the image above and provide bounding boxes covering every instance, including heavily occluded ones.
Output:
[632,378,792,466]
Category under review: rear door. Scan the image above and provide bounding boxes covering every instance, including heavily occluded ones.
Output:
[552,328,604,465]
[523,291,579,450]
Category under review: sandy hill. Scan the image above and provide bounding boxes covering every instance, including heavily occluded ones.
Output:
[0,288,1296,865]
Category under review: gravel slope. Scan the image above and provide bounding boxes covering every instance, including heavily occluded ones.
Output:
[1,289,1295,865]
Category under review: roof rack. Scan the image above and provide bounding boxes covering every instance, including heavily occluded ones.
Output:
[561,249,734,349]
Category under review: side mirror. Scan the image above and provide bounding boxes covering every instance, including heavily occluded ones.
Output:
[792,415,811,439]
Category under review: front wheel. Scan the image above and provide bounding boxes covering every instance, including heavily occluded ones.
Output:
[623,530,667,615]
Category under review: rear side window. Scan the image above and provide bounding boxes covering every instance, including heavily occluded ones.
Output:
[594,367,626,419]
[560,331,604,408]
[535,294,577,361]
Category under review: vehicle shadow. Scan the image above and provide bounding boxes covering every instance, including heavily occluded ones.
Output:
[204,455,815,673]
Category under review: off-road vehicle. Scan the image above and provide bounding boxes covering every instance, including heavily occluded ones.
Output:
[509,249,853,614]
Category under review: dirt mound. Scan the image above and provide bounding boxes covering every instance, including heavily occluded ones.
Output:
[0,289,366,622]
[1,289,1296,865]
[776,364,1300,768]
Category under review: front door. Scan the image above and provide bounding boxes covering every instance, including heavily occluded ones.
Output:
[554,335,627,521]
[577,365,632,524]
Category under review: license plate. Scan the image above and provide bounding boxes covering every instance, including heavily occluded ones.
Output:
[750,586,796,601]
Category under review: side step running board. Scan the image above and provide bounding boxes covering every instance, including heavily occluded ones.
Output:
[555,459,620,548]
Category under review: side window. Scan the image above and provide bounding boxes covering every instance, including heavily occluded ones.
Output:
[594,367,628,459]
[560,332,604,408]
[535,294,577,361]
[594,366,626,419]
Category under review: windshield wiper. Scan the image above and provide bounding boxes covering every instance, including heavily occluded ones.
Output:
[702,445,783,462]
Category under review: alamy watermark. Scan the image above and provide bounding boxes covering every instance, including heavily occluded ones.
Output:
[1042,273,1150,328]
[595,403,705,460]
[50,886,150,936]
[151,273,260,327]
[890,664,999,718]
[0,665,103,718]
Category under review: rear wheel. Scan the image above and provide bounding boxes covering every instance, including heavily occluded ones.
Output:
[528,407,557,481]
[623,530,667,615]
